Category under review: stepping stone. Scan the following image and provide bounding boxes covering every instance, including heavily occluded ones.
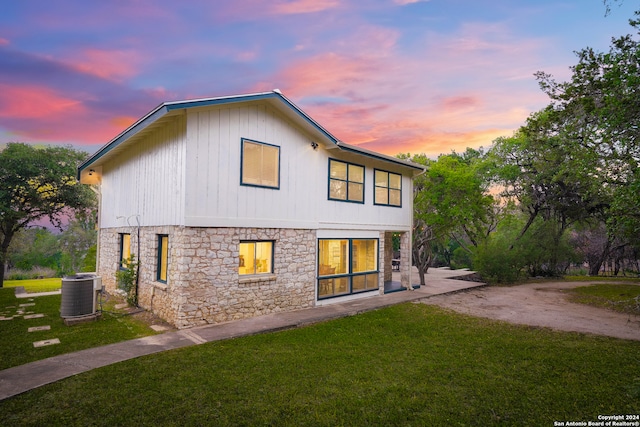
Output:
[19,303,35,307]
[150,324,169,332]
[33,338,60,348]
[115,303,128,309]
[0,316,14,321]
[28,325,51,332]
[24,314,45,319]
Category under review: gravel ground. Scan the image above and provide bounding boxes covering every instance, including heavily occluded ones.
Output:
[420,280,640,341]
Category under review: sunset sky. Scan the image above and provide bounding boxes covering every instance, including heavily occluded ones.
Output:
[0,0,637,158]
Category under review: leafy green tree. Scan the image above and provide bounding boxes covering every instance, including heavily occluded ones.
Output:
[401,150,497,284]
[416,151,496,251]
[7,228,60,272]
[534,12,640,241]
[59,215,97,273]
[0,143,95,287]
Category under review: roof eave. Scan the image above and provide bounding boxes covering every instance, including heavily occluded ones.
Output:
[77,103,170,179]
[335,142,426,173]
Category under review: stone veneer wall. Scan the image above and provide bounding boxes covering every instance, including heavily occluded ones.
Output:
[98,226,317,329]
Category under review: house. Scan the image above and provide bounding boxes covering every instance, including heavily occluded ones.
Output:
[77,90,425,329]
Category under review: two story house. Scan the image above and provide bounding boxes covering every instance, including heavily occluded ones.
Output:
[78,90,425,329]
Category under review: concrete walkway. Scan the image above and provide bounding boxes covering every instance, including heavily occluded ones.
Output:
[0,268,484,401]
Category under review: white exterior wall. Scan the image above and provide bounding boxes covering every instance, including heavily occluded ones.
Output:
[184,103,413,232]
[100,115,187,228]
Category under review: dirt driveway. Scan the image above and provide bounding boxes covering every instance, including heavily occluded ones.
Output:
[420,280,640,341]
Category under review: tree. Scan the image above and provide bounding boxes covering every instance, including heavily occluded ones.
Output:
[7,227,60,273]
[400,150,496,285]
[534,12,640,240]
[412,219,434,286]
[417,151,496,250]
[0,143,96,287]
[59,215,97,274]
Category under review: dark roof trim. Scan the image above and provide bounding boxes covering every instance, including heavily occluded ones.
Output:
[336,142,425,172]
[77,104,170,179]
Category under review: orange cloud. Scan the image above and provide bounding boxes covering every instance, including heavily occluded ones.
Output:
[109,116,137,129]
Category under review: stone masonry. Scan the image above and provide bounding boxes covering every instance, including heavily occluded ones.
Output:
[98,226,317,329]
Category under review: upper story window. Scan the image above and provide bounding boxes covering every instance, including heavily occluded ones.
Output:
[241,139,280,189]
[328,159,364,203]
[119,233,131,270]
[374,169,402,207]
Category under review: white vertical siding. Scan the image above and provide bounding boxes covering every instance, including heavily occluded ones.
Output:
[100,115,187,228]
[183,103,413,231]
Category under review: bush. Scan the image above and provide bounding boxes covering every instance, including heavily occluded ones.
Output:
[451,247,472,269]
[81,244,97,272]
[6,267,57,280]
[472,215,529,284]
[115,255,138,306]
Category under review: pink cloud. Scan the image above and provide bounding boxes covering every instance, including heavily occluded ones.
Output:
[0,38,9,46]
[393,0,431,4]
[0,84,84,119]
[440,96,481,112]
[65,48,142,82]
[271,0,341,15]
[280,22,548,156]
[0,84,142,144]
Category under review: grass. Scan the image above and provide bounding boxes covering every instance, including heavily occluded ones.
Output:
[0,287,158,370]
[0,303,638,426]
[3,278,62,293]
[563,275,640,283]
[565,283,640,315]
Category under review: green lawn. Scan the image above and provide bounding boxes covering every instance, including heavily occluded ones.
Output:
[0,288,157,370]
[1,303,638,426]
[565,283,640,315]
[3,278,62,293]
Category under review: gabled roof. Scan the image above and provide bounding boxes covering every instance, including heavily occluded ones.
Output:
[77,90,425,180]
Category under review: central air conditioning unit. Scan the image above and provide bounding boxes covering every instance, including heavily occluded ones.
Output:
[60,273,103,323]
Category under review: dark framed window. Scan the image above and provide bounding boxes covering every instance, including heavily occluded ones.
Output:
[241,138,280,189]
[317,238,379,299]
[374,169,402,207]
[239,241,274,275]
[119,233,131,270]
[157,235,168,283]
[328,159,364,203]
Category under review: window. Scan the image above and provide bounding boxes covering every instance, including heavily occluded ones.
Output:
[241,139,280,189]
[328,159,364,203]
[374,169,402,207]
[157,235,168,283]
[317,238,378,299]
[239,241,274,275]
[119,233,131,270]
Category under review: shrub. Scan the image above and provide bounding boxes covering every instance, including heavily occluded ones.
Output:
[115,255,138,306]
[6,267,57,280]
